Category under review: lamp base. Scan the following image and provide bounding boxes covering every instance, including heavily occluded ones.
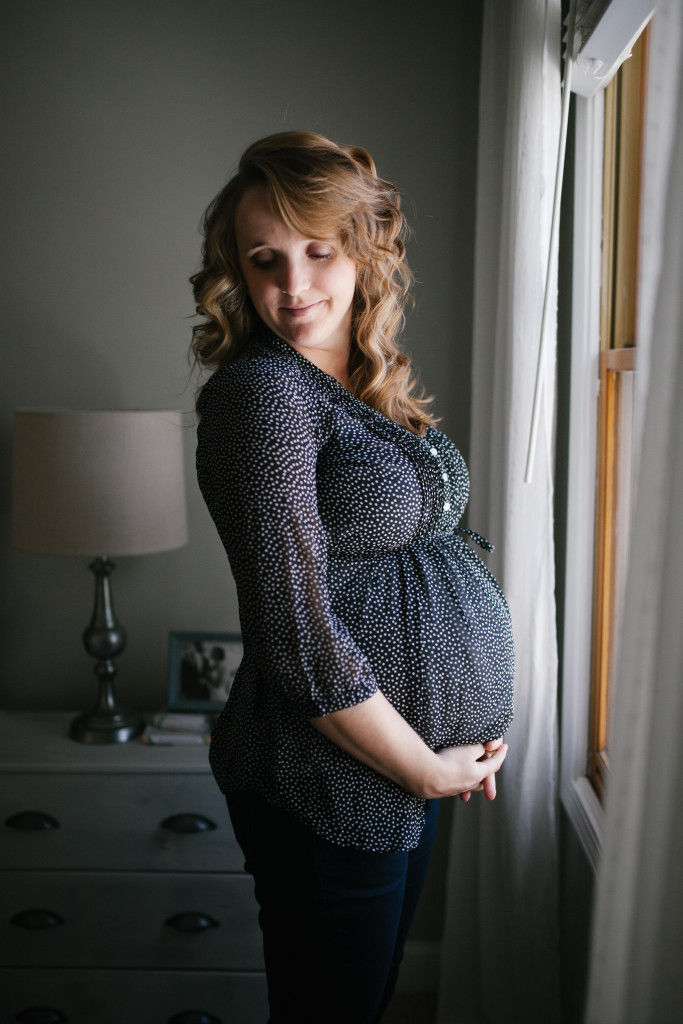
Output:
[69,706,145,744]
[70,556,145,744]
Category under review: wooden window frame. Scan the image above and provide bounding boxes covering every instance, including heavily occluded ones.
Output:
[561,24,652,866]
[590,346,637,797]
[588,29,648,800]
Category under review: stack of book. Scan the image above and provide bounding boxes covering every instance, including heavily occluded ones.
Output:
[142,711,215,745]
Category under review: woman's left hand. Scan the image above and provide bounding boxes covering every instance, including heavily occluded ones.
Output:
[459,738,505,802]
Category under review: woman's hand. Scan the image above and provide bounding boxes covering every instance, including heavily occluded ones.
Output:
[312,691,508,801]
[436,737,507,802]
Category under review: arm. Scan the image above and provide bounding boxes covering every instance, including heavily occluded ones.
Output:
[197,367,378,717]
[312,691,507,801]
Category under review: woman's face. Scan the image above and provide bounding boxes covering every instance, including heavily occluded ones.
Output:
[234,188,357,365]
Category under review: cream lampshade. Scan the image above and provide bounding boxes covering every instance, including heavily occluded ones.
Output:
[12,409,189,743]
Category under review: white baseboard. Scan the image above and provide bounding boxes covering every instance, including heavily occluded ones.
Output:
[397,940,441,993]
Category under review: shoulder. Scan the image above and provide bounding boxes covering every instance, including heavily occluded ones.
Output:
[198,350,321,433]
[197,347,330,448]
[199,348,307,412]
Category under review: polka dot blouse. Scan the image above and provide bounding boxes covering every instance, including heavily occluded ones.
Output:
[196,326,514,852]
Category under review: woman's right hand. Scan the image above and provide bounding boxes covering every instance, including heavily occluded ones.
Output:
[434,737,507,801]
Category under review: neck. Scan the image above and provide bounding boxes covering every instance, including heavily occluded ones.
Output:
[287,340,351,389]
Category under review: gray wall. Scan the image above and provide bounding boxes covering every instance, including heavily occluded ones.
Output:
[1,0,481,713]
[1,0,482,942]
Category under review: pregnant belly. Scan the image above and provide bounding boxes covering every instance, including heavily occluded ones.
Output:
[328,533,515,748]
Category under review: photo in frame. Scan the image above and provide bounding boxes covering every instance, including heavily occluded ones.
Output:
[167,631,243,712]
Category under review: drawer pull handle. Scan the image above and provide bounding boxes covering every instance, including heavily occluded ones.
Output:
[168,1014,222,1024]
[5,811,60,831]
[161,813,217,834]
[11,909,65,930]
[15,1009,69,1024]
[165,911,219,933]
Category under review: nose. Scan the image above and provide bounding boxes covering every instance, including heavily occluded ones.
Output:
[280,256,310,298]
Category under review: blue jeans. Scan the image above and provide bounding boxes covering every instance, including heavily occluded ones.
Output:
[226,791,439,1024]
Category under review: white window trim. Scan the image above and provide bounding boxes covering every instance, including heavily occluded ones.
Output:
[572,0,654,97]
[560,90,606,873]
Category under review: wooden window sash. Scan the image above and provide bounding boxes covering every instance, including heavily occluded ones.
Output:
[590,347,636,798]
[590,27,648,800]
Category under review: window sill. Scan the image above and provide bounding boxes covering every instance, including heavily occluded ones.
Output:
[562,775,604,874]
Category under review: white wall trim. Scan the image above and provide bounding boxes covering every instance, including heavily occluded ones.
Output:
[559,91,605,871]
[562,776,605,874]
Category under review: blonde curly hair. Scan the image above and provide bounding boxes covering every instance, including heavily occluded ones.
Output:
[190,131,435,433]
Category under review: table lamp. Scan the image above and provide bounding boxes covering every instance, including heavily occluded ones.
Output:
[12,409,188,743]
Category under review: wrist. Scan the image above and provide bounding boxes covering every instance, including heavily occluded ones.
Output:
[414,751,448,800]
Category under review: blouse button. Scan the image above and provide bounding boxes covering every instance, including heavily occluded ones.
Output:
[443,502,451,511]
[430,447,438,456]
[442,472,449,481]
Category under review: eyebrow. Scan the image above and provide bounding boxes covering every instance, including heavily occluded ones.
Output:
[243,238,337,258]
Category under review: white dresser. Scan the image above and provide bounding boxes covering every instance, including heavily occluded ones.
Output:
[0,711,267,1024]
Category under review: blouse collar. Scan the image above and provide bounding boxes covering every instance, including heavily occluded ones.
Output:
[249,322,436,448]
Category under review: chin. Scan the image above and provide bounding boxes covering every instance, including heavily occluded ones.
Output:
[276,320,329,349]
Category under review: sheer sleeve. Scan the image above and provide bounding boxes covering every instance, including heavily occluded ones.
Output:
[196,361,378,718]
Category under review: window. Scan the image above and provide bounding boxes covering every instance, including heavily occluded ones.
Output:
[589,28,648,799]
[560,7,654,867]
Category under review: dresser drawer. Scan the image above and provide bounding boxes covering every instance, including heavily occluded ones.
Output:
[1,871,263,970]
[2,967,268,1024]
[0,773,242,871]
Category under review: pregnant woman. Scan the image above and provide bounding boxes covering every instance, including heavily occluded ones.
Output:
[191,131,514,1024]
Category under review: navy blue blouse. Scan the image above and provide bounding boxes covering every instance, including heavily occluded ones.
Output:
[197,326,514,852]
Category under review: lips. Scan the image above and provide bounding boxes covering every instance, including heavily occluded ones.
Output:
[280,301,322,318]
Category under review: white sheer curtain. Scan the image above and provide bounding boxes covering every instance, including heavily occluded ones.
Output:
[585,3,683,1020]
[437,3,562,1022]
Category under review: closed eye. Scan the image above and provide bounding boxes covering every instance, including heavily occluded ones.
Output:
[248,246,336,270]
